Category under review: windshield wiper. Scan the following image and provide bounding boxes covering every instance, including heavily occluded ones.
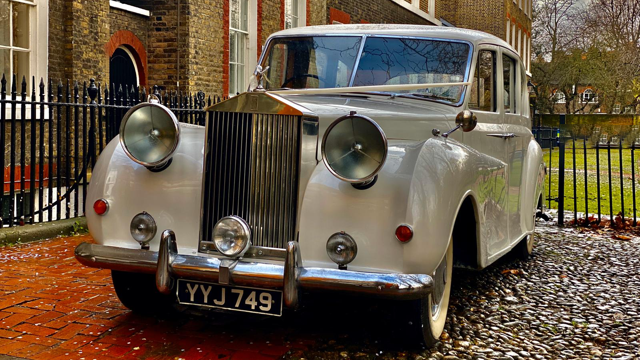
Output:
[398,93,456,102]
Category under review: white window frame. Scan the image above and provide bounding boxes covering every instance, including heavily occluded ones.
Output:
[506,21,510,44]
[229,0,257,97]
[581,88,597,103]
[612,103,621,114]
[518,28,522,55]
[0,0,48,93]
[555,91,566,103]
[284,0,306,29]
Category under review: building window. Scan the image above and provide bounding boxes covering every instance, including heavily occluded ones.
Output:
[612,103,621,114]
[581,88,597,103]
[230,0,249,96]
[624,106,635,114]
[555,91,565,103]
[0,0,47,92]
[285,0,306,29]
[284,0,298,29]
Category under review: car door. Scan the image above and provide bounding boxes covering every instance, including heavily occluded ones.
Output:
[464,46,510,257]
[500,50,530,246]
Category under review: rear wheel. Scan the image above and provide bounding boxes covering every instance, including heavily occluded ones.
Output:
[407,238,453,347]
[111,270,175,314]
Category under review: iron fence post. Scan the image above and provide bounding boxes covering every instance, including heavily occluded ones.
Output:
[558,135,566,226]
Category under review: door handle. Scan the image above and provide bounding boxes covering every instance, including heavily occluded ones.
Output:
[487,133,518,139]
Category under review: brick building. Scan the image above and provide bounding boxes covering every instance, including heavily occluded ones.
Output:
[1,0,529,98]
[437,0,532,74]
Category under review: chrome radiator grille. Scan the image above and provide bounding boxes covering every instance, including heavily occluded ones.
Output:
[201,111,301,249]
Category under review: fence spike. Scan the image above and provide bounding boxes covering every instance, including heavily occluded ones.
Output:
[21,76,27,97]
[11,74,16,93]
[88,79,98,103]
[1,74,5,91]
[32,77,37,98]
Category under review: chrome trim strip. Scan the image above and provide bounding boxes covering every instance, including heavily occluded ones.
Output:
[75,241,433,302]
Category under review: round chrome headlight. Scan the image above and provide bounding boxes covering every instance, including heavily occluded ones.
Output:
[326,231,358,267]
[322,112,387,183]
[212,216,251,257]
[119,102,180,168]
[130,211,157,244]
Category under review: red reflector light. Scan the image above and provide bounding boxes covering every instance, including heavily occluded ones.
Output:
[395,224,413,243]
[93,199,109,215]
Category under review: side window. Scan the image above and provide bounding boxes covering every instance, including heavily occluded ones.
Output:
[502,54,516,113]
[469,50,495,112]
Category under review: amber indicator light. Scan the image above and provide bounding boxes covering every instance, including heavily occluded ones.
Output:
[395,225,413,243]
[94,199,109,216]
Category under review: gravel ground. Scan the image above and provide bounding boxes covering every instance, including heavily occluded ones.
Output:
[283,222,640,360]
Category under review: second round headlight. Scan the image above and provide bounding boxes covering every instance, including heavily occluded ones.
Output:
[322,113,387,183]
[212,216,252,257]
[119,102,180,168]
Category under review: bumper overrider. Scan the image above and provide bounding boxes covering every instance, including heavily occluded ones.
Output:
[75,230,434,309]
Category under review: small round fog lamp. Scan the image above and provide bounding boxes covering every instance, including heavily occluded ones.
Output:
[130,211,157,244]
[326,232,358,267]
[212,216,251,257]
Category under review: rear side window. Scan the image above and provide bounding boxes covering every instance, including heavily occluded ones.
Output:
[503,54,516,113]
[469,50,495,112]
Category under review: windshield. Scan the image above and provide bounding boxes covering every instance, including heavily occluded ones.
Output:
[263,36,362,90]
[261,35,471,104]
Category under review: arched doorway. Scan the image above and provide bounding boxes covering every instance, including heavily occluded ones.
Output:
[110,47,139,91]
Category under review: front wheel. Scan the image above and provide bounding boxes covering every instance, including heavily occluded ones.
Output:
[407,239,453,347]
[111,270,176,314]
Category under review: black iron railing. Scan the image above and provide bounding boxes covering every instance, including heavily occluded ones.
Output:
[0,74,223,227]
[535,124,640,227]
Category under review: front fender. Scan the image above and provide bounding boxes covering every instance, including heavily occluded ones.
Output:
[298,137,505,275]
[86,124,205,254]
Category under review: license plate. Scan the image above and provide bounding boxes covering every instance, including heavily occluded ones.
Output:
[176,279,283,316]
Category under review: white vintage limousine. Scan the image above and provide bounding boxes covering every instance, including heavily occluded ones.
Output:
[76,24,545,346]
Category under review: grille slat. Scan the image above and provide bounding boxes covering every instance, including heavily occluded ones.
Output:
[201,111,300,249]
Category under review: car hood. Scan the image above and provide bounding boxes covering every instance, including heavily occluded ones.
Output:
[279,93,459,141]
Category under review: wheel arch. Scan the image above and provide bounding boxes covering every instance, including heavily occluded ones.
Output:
[451,193,481,270]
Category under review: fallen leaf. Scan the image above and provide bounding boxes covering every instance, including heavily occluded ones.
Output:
[614,234,632,241]
[501,269,523,275]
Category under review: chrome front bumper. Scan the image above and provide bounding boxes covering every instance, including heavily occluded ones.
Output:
[75,230,434,308]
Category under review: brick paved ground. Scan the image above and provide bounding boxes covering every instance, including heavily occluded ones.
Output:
[0,236,320,360]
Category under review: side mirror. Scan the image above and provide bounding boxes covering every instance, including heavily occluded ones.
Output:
[456,110,477,132]
[442,110,477,138]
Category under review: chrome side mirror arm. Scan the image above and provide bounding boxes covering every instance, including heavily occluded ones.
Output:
[442,110,477,138]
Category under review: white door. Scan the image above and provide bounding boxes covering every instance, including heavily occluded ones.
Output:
[464,46,510,256]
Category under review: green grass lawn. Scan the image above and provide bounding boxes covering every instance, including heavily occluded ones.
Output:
[543,140,640,221]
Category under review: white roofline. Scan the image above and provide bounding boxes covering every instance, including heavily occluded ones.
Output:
[109,1,150,17]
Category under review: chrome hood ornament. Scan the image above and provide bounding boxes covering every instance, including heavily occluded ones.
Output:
[248,65,270,92]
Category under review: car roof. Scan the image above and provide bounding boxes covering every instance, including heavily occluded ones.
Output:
[270,24,514,51]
